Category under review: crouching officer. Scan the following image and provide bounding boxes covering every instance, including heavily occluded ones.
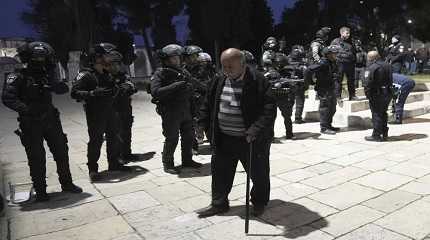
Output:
[363,51,393,141]
[107,50,139,162]
[390,73,415,124]
[71,43,131,182]
[151,44,202,174]
[2,42,82,202]
[308,45,341,135]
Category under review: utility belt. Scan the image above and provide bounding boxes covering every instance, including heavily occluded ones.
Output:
[373,86,393,95]
[271,87,294,99]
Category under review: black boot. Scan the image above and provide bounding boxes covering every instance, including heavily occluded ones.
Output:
[62,183,83,193]
[163,162,180,174]
[182,160,203,168]
[365,135,384,142]
[34,185,49,202]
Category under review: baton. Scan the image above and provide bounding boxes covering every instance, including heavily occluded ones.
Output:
[245,141,253,234]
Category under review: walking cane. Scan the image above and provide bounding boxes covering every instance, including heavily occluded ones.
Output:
[245,141,253,234]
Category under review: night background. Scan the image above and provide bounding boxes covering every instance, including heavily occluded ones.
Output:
[1,0,430,69]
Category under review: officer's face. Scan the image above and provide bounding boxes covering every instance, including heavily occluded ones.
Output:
[327,53,337,61]
[184,54,199,66]
[341,30,350,40]
[165,56,181,68]
[222,57,245,80]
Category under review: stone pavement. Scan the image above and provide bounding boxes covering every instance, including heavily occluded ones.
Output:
[1,91,430,240]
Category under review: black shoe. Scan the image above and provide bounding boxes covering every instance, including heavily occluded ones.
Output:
[365,135,384,142]
[163,164,180,174]
[349,96,359,101]
[89,172,101,182]
[61,183,83,193]
[321,129,336,135]
[197,205,230,218]
[285,133,294,140]
[294,119,305,124]
[108,165,133,172]
[35,192,50,202]
[328,126,341,132]
[182,160,203,168]
[252,205,266,217]
[389,119,402,124]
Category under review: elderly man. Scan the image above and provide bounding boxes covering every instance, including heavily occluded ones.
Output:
[197,48,276,217]
[363,51,393,141]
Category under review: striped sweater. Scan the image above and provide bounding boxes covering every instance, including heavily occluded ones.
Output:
[218,78,246,137]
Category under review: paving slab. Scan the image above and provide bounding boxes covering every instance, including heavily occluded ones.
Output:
[362,190,421,213]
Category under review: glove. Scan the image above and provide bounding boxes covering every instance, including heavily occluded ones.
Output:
[90,87,113,97]
[172,81,187,90]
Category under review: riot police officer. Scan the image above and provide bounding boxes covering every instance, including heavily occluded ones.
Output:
[309,27,332,64]
[262,37,279,68]
[287,45,308,124]
[308,45,341,135]
[355,40,367,88]
[2,42,82,201]
[71,43,131,182]
[363,51,393,141]
[107,50,139,162]
[242,50,257,69]
[151,44,202,174]
[385,35,406,74]
[265,53,296,139]
[331,27,358,100]
[183,45,205,153]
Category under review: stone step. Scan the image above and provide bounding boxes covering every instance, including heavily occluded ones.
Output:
[303,99,430,129]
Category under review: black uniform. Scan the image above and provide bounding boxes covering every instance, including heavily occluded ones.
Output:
[286,51,307,122]
[385,42,406,74]
[150,66,195,169]
[71,68,123,173]
[364,60,393,140]
[309,58,339,132]
[112,72,138,160]
[331,37,357,98]
[2,68,75,196]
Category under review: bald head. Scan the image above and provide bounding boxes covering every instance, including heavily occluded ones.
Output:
[221,48,246,79]
[367,51,380,62]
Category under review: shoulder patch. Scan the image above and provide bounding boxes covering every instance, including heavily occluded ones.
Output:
[6,74,19,84]
[364,70,370,79]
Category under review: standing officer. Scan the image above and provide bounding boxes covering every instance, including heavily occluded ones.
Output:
[306,27,331,87]
[363,51,393,141]
[287,45,308,124]
[331,27,358,100]
[151,44,202,174]
[262,37,279,68]
[2,42,82,201]
[71,43,131,182]
[308,45,341,135]
[391,73,416,124]
[108,50,139,162]
[385,35,406,74]
[355,40,367,88]
[183,45,205,153]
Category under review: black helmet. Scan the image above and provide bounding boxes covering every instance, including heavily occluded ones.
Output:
[197,52,212,63]
[316,27,331,39]
[263,37,279,51]
[81,42,117,67]
[17,41,55,65]
[242,50,255,64]
[183,45,203,56]
[158,44,183,59]
[107,50,123,63]
[291,45,305,56]
[322,45,341,56]
[273,53,288,69]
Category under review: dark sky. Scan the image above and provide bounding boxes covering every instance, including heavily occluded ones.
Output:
[0,0,296,40]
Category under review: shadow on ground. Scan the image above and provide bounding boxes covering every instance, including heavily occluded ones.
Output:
[18,192,93,212]
[94,165,149,183]
[202,199,328,238]
[126,151,156,162]
[178,163,211,178]
[386,133,428,142]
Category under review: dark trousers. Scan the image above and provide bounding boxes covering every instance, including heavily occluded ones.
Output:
[318,89,337,130]
[117,98,134,157]
[18,107,72,193]
[295,86,306,121]
[85,104,121,172]
[211,133,271,207]
[161,106,193,166]
[355,67,365,88]
[335,62,356,98]
[393,74,416,120]
[369,92,392,136]
[276,96,295,136]
[392,62,402,74]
